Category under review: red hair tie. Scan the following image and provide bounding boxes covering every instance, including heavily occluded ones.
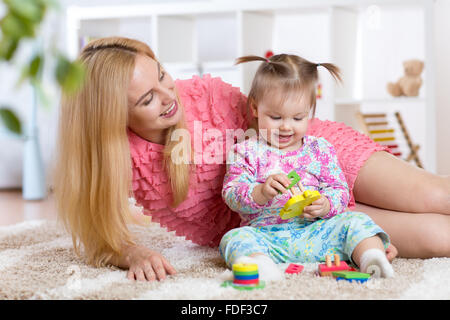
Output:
[265,50,274,61]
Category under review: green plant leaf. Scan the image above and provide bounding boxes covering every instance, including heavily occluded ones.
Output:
[0,12,34,39]
[29,54,43,78]
[4,0,44,22]
[56,57,86,94]
[1,12,36,39]
[0,0,75,124]
[18,53,43,86]
[0,37,19,61]
[0,107,22,135]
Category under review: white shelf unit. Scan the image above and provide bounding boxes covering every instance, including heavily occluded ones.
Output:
[66,0,436,172]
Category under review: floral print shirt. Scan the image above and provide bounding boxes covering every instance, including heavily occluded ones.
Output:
[222,135,350,227]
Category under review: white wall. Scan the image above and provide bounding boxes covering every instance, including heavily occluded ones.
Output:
[435,0,450,175]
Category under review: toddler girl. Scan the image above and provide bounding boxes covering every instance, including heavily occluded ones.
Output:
[220,54,394,281]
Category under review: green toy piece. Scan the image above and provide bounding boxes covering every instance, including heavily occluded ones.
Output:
[286,170,301,190]
[221,280,266,291]
[332,271,371,280]
[277,170,301,194]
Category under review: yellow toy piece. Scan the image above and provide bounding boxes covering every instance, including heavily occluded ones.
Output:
[232,263,259,273]
[280,189,321,220]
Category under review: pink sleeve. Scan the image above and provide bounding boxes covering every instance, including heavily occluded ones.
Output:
[306,118,390,209]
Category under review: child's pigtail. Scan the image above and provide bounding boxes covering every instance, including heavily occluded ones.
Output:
[235,55,268,65]
[316,62,342,83]
[236,55,291,77]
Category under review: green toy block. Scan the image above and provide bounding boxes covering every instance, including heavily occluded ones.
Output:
[221,280,266,291]
[233,270,259,276]
[332,271,371,280]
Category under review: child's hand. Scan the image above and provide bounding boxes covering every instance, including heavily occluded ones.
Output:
[303,195,330,219]
[252,173,291,205]
[261,173,292,200]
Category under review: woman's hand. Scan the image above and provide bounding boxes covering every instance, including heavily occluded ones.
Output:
[303,195,330,219]
[121,244,177,282]
[252,173,291,205]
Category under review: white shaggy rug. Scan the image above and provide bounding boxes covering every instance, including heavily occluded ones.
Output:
[0,220,449,300]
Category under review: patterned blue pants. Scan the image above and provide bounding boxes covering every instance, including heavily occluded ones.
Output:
[219,211,390,267]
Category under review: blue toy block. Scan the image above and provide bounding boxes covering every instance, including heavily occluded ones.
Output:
[336,277,368,284]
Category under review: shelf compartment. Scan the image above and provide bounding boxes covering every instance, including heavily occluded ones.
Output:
[157,12,238,64]
[78,17,153,52]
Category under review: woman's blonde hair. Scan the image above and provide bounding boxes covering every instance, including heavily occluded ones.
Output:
[235,54,342,117]
[53,37,191,267]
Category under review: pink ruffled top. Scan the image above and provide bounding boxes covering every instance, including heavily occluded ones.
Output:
[128,75,389,247]
[128,75,250,247]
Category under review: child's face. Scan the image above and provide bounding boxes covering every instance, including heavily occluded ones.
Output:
[252,91,310,151]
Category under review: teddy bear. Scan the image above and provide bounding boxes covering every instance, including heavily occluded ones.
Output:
[387,59,424,97]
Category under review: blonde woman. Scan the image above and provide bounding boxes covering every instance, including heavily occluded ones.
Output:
[54,37,450,282]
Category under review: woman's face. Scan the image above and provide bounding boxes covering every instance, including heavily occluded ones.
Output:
[127,54,181,144]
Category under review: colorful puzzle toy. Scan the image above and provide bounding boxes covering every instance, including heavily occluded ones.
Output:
[318,254,352,277]
[221,263,265,290]
[279,170,321,220]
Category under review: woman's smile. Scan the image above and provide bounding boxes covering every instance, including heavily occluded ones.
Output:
[160,101,178,118]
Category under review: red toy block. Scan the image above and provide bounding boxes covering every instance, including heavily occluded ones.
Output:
[233,278,260,285]
[285,263,304,274]
[318,254,352,277]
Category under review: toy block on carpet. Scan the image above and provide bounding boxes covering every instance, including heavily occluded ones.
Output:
[285,263,304,274]
[318,254,351,277]
[335,277,369,284]
[332,271,371,280]
[221,263,265,291]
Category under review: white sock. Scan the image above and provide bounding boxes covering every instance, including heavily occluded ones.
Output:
[234,255,284,282]
[360,248,395,278]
